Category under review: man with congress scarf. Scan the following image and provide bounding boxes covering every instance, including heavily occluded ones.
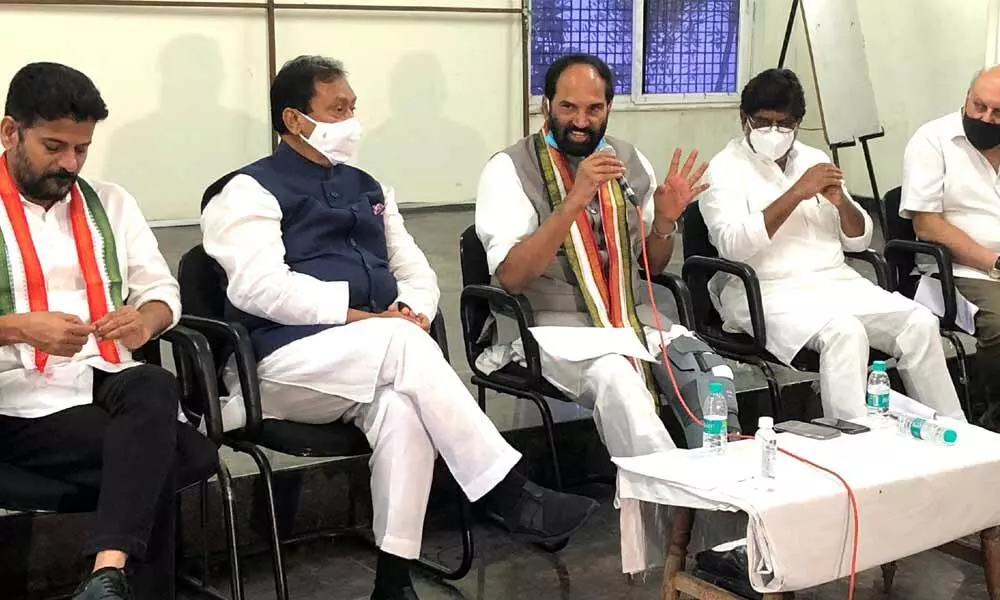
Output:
[0,62,218,600]
[475,53,739,573]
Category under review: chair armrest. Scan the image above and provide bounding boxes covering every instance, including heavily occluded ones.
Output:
[178,315,265,437]
[429,308,449,362]
[845,249,890,289]
[160,325,224,444]
[884,239,958,329]
[645,271,696,329]
[681,255,768,356]
[460,284,543,385]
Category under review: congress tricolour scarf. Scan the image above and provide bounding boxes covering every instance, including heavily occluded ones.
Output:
[534,128,654,393]
[0,154,124,372]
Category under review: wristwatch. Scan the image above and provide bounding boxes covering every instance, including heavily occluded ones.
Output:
[989,256,1000,280]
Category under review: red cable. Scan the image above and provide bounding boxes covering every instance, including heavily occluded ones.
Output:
[632,204,859,600]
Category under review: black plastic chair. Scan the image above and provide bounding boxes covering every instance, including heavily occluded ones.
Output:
[0,327,241,600]
[177,244,473,600]
[681,201,893,418]
[457,224,697,491]
[882,186,972,418]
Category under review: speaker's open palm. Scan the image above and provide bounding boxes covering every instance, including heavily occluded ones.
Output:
[652,148,710,222]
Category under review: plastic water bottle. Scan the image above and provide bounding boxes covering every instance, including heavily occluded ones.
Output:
[866,360,890,418]
[756,416,778,491]
[894,413,958,445]
[702,382,728,455]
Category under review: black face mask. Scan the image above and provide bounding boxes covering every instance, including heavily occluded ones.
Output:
[962,113,1000,151]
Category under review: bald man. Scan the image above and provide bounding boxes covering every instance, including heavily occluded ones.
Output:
[900,66,1000,429]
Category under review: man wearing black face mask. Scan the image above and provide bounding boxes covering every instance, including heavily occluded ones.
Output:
[901,65,1000,429]
[475,54,741,574]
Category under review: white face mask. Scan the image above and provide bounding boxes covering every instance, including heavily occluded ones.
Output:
[299,113,362,165]
[748,126,795,162]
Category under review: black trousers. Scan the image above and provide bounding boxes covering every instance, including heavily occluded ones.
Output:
[0,364,219,599]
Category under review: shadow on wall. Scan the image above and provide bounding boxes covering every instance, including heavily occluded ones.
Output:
[105,33,269,223]
[360,52,488,206]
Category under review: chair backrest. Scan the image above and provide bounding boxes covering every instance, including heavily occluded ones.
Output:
[881,186,920,296]
[178,244,229,321]
[882,186,913,242]
[459,224,491,287]
[458,224,497,363]
[177,245,234,393]
[680,202,723,329]
[680,201,719,261]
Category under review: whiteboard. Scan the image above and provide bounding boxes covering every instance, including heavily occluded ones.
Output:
[800,0,882,145]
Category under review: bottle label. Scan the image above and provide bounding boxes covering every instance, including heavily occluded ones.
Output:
[704,417,726,436]
[866,392,889,409]
[910,418,926,439]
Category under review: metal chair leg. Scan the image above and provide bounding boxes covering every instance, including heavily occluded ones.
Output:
[200,480,210,587]
[758,361,782,420]
[522,392,564,491]
[477,386,487,412]
[943,331,973,420]
[228,441,289,600]
[416,489,475,581]
[217,460,244,600]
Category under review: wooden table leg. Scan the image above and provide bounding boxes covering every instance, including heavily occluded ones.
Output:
[881,561,897,594]
[661,507,695,600]
[982,526,1000,599]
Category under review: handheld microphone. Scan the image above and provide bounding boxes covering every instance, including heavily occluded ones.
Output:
[600,146,640,207]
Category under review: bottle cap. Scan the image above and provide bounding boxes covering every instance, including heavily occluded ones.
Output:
[758,416,774,429]
[872,360,887,372]
[943,429,958,444]
[708,382,724,394]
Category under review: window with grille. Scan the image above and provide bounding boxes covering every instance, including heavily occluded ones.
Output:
[529,0,747,104]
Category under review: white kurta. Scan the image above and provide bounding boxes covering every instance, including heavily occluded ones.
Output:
[0,162,181,419]
[475,144,737,574]
[700,138,917,365]
[202,167,521,559]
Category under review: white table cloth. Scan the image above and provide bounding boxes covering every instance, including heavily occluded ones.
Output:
[615,415,1000,593]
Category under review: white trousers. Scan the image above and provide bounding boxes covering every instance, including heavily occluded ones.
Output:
[804,306,964,420]
[538,350,677,458]
[253,319,521,559]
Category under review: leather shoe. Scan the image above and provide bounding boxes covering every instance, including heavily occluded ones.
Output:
[72,567,133,600]
[490,481,598,544]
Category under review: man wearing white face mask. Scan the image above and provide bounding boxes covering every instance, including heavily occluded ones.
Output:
[699,68,962,420]
[199,56,598,600]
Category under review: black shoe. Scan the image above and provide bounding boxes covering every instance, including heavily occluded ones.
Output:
[72,567,132,600]
[491,482,599,544]
[371,585,420,600]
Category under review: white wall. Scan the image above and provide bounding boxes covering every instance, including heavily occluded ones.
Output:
[788,0,989,197]
[0,0,991,222]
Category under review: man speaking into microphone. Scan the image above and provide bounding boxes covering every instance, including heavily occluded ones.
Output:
[475,53,740,574]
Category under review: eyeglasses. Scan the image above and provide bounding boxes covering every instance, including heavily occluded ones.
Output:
[747,115,799,133]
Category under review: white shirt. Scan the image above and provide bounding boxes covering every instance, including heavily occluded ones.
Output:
[0,173,181,418]
[900,111,1000,281]
[700,138,902,363]
[701,137,872,281]
[475,149,658,276]
[201,174,440,328]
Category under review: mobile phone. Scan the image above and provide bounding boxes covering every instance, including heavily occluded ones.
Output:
[811,417,871,435]
[773,420,840,440]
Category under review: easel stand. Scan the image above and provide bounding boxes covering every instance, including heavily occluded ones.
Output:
[776,0,890,240]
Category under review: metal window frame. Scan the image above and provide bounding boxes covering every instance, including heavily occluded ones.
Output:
[529,0,755,112]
